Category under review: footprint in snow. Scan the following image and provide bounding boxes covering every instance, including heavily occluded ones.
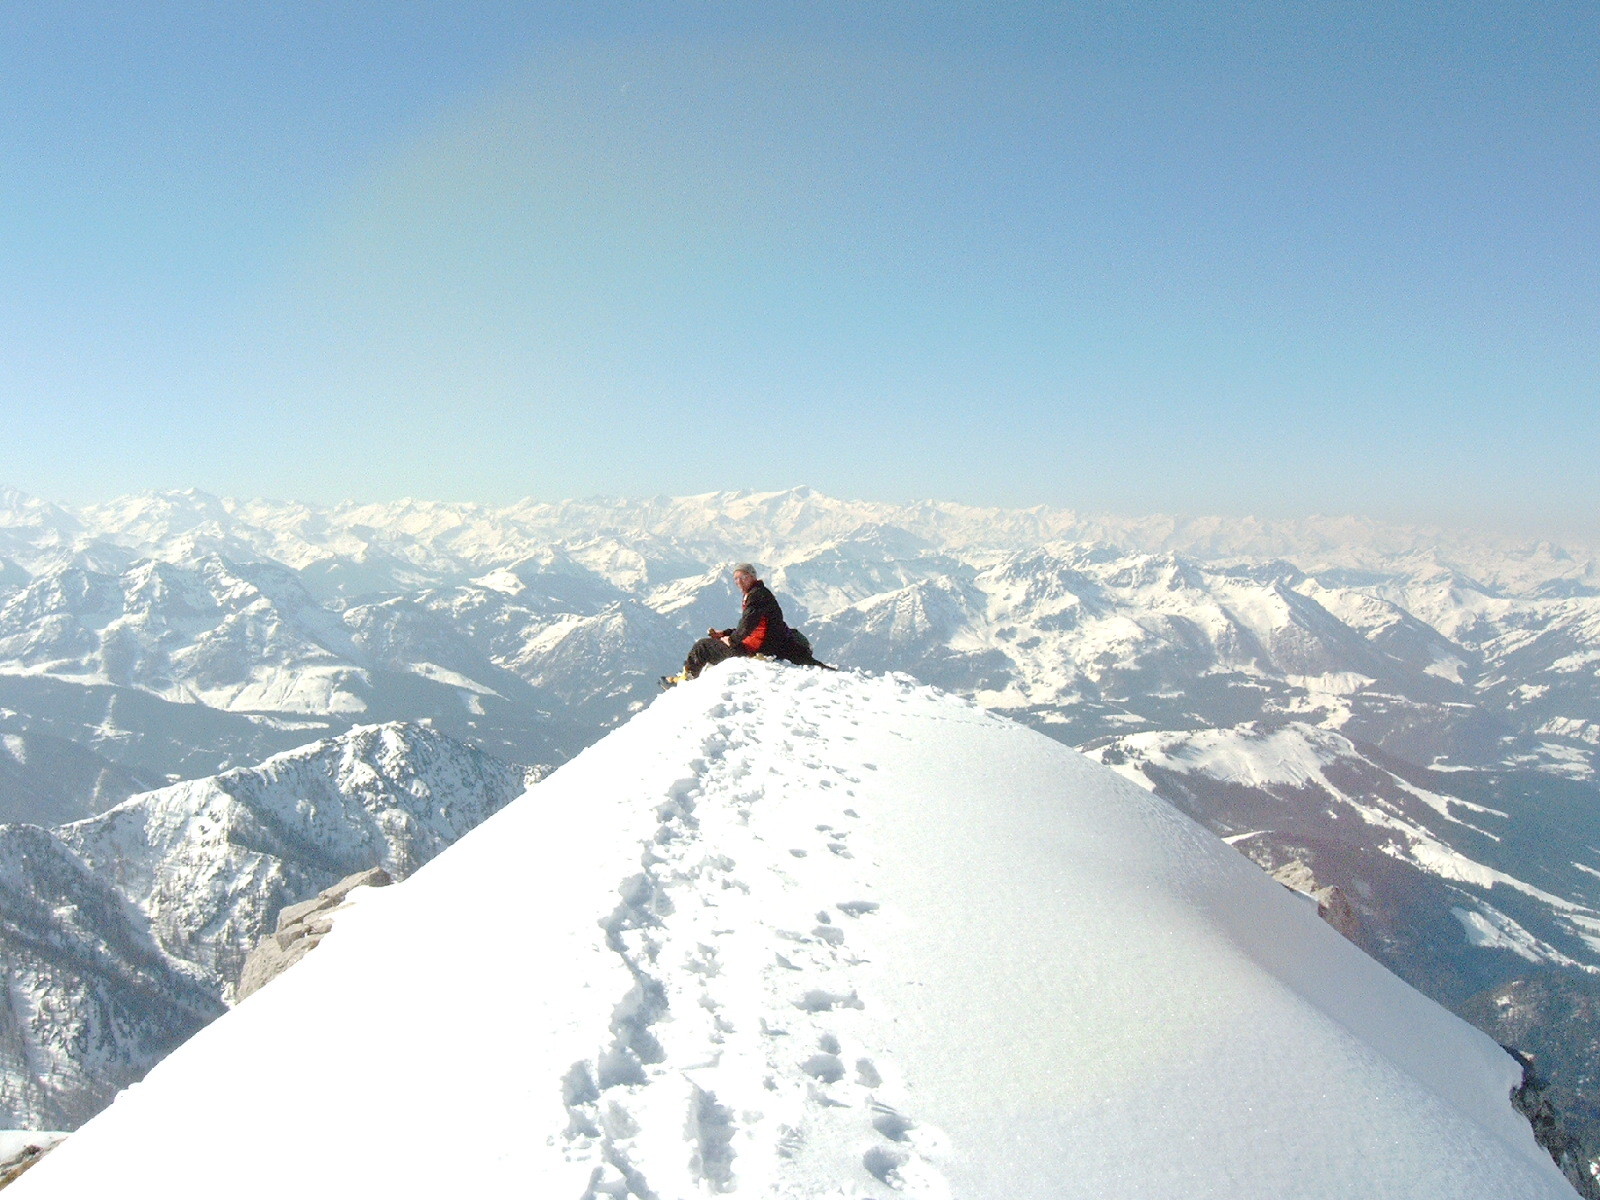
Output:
[801,1053,846,1083]
[797,989,863,1013]
[837,900,879,917]
[871,1102,915,1142]
[863,1144,909,1186]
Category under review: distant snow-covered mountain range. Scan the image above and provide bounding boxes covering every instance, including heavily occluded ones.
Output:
[2,484,1599,1182]
[3,484,1596,793]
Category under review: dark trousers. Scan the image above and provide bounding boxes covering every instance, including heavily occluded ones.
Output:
[684,636,739,679]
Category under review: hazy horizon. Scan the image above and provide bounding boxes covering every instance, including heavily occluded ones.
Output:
[4,4,1594,538]
[5,479,1597,553]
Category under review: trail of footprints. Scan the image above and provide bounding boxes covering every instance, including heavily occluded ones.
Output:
[560,686,949,1199]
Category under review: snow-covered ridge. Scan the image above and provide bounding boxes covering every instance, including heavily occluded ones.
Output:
[14,663,1577,1197]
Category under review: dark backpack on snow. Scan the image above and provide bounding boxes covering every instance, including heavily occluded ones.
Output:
[775,627,832,669]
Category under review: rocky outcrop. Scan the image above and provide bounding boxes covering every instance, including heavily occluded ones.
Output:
[1270,859,1362,940]
[1464,974,1600,1196]
[237,868,393,1000]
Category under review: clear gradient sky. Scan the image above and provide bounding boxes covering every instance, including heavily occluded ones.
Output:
[2,2,1595,535]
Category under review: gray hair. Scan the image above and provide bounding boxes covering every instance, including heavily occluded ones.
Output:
[731,562,757,577]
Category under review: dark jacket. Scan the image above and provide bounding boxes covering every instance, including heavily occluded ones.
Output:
[731,580,789,655]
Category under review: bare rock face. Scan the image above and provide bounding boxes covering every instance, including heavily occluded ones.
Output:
[236,868,393,1001]
[1271,859,1362,941]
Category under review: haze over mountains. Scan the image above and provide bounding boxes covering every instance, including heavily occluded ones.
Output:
[2,483,1599,1187]
[3,483,1594,786]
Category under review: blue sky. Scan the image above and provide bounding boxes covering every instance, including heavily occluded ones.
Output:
[2,2,1595,536]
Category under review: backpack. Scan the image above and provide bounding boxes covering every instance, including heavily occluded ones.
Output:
[776,627,832,669]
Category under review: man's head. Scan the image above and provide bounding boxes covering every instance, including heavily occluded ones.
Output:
[732,562,757,592]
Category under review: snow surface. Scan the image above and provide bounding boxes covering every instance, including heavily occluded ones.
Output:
[13,662,1574,1198]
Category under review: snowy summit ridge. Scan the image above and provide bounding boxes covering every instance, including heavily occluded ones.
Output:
[13,662,1575,1197]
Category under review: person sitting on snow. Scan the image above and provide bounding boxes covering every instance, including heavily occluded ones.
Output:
[681,562,794,680]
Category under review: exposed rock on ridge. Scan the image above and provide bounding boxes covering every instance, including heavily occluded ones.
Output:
[237,867,393,1000]
[1271,859,1361,940]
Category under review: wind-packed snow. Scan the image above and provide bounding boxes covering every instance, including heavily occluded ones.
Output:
[13,662,1575,1198]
